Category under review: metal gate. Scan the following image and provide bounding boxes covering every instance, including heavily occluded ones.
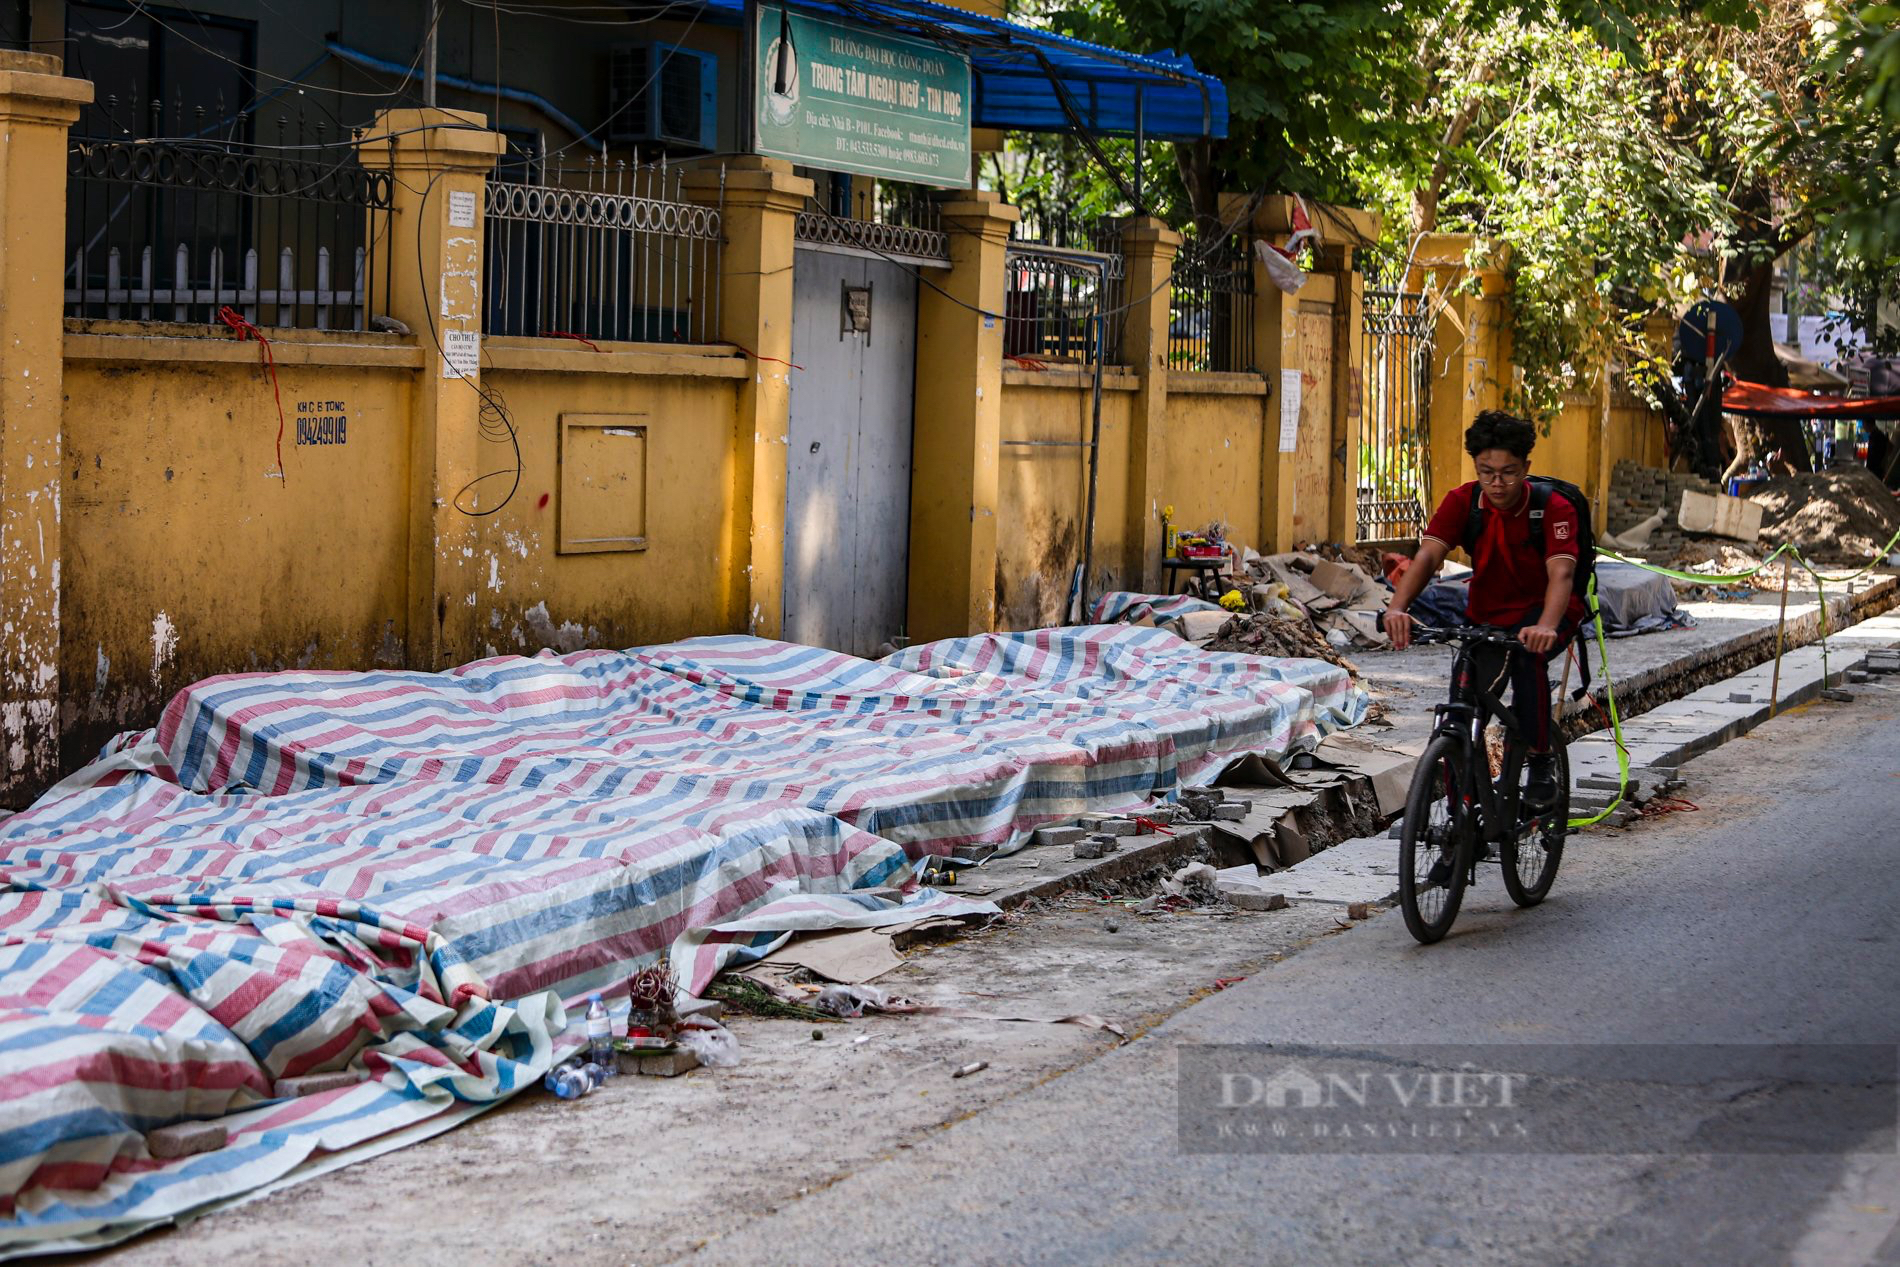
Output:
[1356,288,1437,539]
[783,247,919,656]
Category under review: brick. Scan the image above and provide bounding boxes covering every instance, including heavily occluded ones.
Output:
[272,1071,365,1098]
[1088,832,1122,853]
[618,1046,700,1077]
[1032,825,1086,847]
[1085,817,1137,837]
[1073,839,1108,860]
[1211,803,1248,821]
[146,1120,228,1160]
[1225,890,1288,912]
[1347,902,1374,920]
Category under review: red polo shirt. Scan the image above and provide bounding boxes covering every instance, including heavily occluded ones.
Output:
[1422,481,1587,627]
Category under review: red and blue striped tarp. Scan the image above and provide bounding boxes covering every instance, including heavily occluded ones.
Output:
[0,626,1363,1255]
[1089,590,1225,626]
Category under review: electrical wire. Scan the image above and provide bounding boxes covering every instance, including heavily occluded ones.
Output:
[120,0,446,101]
[402,159,525,517]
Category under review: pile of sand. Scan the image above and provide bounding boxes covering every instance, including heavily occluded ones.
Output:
[1750,468,1900,563]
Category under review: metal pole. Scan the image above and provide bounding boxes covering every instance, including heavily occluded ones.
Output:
[1133,88,1145,215]
[742,0,758,155]
[1075,262,1107,622]
[1769,555,1792,717]
[424,0,439,107]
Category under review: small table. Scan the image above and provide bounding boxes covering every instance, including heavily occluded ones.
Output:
[1163,556,1227,601]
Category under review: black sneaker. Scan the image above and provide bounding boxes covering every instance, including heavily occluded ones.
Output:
[1526,753,1559,808]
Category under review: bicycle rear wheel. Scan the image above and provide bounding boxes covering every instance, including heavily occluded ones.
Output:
[1501,741,1567,907]
[1398,735,1473,944]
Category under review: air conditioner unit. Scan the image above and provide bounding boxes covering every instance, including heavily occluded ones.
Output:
[606,43,717,151]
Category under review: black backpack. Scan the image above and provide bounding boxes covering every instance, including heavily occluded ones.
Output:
[1461,475,1597,598]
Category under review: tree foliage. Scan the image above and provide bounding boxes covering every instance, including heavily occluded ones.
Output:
[1005,0,1895,442]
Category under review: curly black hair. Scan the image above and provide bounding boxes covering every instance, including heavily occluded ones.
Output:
[1464,409,1536,460]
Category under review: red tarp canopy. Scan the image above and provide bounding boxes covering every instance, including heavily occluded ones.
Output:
[1724,379,1900,420]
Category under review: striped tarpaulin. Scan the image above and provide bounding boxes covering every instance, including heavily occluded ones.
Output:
[0,627,1363,1255]
[1088,590,1225,626]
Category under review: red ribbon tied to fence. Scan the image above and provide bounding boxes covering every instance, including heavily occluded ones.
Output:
[217,305,288,485]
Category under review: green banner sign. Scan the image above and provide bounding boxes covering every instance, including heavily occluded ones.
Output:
[754,7,973,188]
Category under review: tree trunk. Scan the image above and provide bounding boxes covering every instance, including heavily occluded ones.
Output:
[1725,252,1812,474]
[1174,139,1224,229]
[1730,257,1787,387]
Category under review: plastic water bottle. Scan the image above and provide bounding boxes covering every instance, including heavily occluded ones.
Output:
[544,1059,606,1100]
[585,993,615,1075]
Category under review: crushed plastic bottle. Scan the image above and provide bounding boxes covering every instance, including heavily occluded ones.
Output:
[585,993,614,1074]
[544,1059,609,1100]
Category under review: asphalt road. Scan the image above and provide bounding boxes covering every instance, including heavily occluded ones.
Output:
[679,684,1900,1267]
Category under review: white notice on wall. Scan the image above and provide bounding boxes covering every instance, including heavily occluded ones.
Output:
[448,189,477,228]
[1278,369,1303,452]
[442,330,481,379]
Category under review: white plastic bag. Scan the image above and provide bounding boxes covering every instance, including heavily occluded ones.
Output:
[1257,239,1308,295]
[675,1019,740,1068]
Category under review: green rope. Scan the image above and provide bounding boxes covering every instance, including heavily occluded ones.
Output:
[1566,525,1900,831]
[1567,573,1629,830]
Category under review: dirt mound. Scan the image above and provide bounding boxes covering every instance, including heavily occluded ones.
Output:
[1204,612,1357,671]
[1750,468,1900,562]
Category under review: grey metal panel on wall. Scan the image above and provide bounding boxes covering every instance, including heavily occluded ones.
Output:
[784,248,917,657]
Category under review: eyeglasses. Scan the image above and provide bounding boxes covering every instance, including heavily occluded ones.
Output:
[1475,468,1526,485]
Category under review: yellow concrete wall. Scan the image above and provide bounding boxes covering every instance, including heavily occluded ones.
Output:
[1293,296,1338,545]
[996,373,1135,629]
[59,326,417,767]
[474,350,747,654]
[55,327,750,773]
[1540,392,1599,491]
[1605,387,1668,472]
[1159,384,1267,553]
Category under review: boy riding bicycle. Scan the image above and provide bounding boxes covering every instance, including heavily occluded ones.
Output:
[1385,410,1586,827]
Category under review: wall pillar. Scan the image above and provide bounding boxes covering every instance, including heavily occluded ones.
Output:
[1226,195,1302,554]
[683,156,810,639]
[1312,237,1372,544]
[0,52,90,806]
[907,191,1017,641]
[1118,217,1179,591]
[357,109,505,670]
[1411,233,1511,551]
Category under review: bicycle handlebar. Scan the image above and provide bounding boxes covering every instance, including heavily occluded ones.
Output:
[1377,611,1525,648]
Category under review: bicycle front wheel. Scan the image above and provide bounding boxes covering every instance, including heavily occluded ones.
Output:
[1501,741,1567,907]
[1398,734,1473,944]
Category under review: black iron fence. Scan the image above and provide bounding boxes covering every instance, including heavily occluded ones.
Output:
[483,156,724,345]
[1169,226,1254,373]
[64,113,391,329]
[1358,286,1438,539]
[1005,208,1124,366]
[794,177,949,266]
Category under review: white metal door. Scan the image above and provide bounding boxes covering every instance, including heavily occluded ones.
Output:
[784,249,917,656]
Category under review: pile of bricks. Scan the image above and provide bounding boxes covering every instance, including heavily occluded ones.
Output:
[1606,460,1721,555]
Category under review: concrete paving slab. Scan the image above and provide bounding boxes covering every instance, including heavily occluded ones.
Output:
[1268,834,1401,906]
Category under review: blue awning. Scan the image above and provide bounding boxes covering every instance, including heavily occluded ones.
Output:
[705,0,1228,140]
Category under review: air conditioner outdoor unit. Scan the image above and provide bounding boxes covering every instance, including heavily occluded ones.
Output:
[607,43,717,150]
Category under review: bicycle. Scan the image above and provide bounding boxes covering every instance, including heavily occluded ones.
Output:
[1393,622,1570,944]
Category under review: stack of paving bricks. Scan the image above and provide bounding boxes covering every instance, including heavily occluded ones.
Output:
[1606,460,1721,555]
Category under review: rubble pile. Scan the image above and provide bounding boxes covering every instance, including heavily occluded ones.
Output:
[1204,610,1358,670]
[1663,541,1794,593]
[1750,467,1900,562]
